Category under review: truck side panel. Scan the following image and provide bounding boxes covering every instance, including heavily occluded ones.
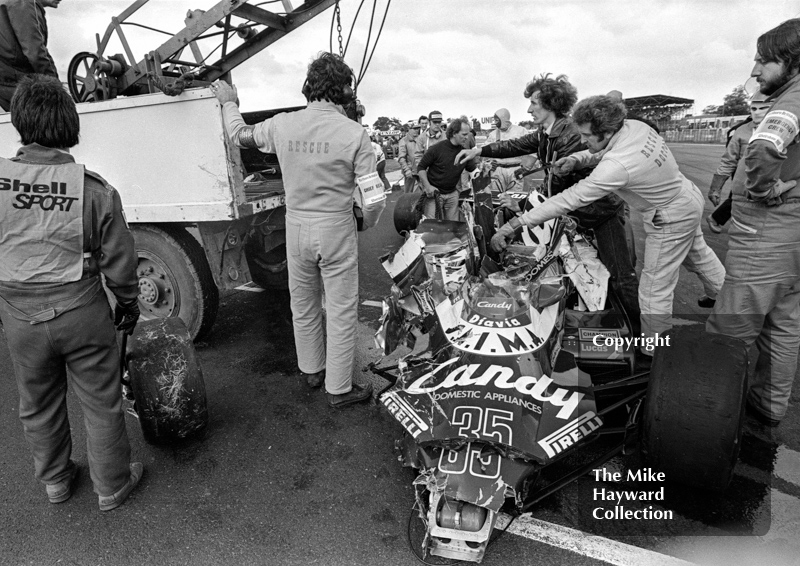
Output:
[0,89,245,222]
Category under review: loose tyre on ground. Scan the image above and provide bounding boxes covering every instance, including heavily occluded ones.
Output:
[125,317,209,444]
[642,324,749,491]
[130,224,219,341]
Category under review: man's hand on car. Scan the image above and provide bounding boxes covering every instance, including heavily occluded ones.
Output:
[498,192,520,212]
[552,156,577,176]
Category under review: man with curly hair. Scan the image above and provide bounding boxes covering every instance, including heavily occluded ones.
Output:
[490,95,726,359]
[457,74,640,327]
[212,52,385,408]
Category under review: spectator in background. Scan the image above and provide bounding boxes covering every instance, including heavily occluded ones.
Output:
[484,108,536,194]
[418,114,429,133]
[414,110,445,170]
[354,98,366,125]
[0,0,62,111]
[398,121,421,193]
[371,135,391,193]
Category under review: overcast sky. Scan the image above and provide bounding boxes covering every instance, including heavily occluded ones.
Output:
[44,0,800,126]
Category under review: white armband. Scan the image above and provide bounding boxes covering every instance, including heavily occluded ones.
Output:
[751,110,799,152]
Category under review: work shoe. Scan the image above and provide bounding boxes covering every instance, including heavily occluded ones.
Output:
[302,370,325,388]
[328,382,373,409]
[697,295,716,308]
[46,461,79,504]
[706,216,722,234]
[745,399,780,427]
[98,462,144,512]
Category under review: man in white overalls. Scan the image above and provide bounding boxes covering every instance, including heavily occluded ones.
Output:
[213,53,385,408]
[0,75,143,510]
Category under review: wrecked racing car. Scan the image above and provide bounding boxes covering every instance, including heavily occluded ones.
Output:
[371,178,749,563]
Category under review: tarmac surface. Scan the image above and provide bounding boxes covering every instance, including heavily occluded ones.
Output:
[0,146,798,566]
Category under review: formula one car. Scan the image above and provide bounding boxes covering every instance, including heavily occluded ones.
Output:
[372,177,749,563]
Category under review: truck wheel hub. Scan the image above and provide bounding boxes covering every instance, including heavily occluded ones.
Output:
[137,259,175,316]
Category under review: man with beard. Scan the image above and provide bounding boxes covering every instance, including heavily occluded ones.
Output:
[707,18,800,427]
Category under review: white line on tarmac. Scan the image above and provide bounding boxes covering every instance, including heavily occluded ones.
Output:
[362,300,384,308]
[497,514,697,566]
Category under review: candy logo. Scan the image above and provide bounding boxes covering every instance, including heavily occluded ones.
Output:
[476,301,511,310]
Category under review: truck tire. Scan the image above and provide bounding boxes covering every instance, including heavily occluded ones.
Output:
[641,324,749,492]
[131,225,219,341]
[394,191,422,234]
[126,318,208,444]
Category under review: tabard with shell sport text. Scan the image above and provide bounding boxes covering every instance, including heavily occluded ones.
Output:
[0,158,85,283]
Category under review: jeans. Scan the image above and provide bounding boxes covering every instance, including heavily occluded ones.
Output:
[0,278,132,496]
[707,199,800,420]
[423,190,460,221]
[286,212,359,395]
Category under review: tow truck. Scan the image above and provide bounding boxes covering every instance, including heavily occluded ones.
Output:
[0,0,340,339]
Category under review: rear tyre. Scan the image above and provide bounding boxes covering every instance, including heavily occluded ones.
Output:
[126,318,209,444]
[394,191,422,234]
[130,224,219,341]
[642,324,749,491]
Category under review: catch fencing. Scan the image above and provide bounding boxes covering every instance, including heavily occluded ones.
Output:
[662,129,728,144]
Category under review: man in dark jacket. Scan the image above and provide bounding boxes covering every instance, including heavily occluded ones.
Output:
[0,0,61,111]
[0,74,143,510]
[457,74,640,325]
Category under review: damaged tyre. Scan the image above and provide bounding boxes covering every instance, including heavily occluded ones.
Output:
[126,317,209,444]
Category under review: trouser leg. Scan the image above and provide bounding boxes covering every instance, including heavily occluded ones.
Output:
[56,291,132,496]
[709,200,800,420]
[403,176,416,193]
[0,308,73,486]
[711,193,733,225]
[317,216,360,395]
[441,191,461,221]
[423,195,438,219]
[681,222,726,299]
[592,212,641,326]
[286,217,326,375]
[749,283,800,419]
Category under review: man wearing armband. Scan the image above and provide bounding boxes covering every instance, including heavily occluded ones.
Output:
[707,19,800,427]
[212,52,386,408]
[490,95,726,358]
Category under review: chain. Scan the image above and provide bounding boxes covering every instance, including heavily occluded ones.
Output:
[335,0,344,57]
